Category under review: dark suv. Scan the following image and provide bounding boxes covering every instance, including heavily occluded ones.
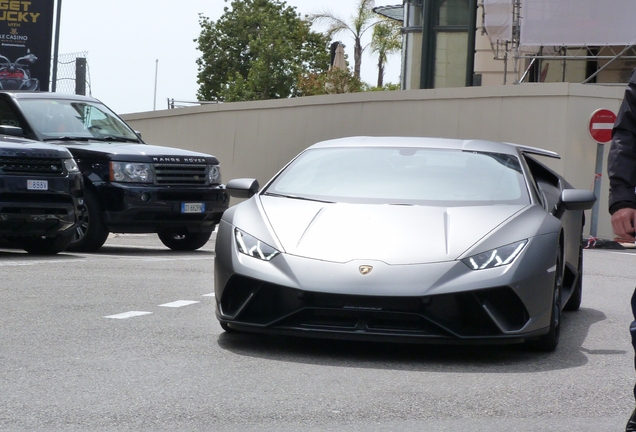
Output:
[0,127,83,254]
[0,91,229,252]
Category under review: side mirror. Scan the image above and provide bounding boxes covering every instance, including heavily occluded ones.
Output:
[553,189,597,218]
[0,125,24,137]
[226,178,259,199]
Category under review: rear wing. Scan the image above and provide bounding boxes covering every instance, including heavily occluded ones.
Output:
[513,143,560,159]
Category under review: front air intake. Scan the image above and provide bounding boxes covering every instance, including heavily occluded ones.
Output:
[153,163,207,185]
[0,157,64,175]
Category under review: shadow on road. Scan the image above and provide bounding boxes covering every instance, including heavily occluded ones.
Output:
[0,244,214,257]
[217,307,620,373]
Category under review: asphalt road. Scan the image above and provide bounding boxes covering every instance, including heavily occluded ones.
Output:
[1,233,635,431]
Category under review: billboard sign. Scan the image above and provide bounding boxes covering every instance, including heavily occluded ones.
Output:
[0,0,55,91]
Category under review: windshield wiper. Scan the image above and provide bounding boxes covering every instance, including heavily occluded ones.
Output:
[263,192,334,203]
[44,136,93,142]
[44,135,139,143]
[93,135,139,143]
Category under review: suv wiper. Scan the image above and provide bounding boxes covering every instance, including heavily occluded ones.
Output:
[92,135,139,143]
[263,192,334,203]
[44,136,93,142]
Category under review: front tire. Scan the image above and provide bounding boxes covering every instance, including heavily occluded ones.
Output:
[527,244,563,352]
[158,230,212,251]
[67,188,109,252]
[22,232,73,255]
[564,244,583,311]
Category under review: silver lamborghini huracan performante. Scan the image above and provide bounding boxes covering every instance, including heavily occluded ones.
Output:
[214,137,596,351]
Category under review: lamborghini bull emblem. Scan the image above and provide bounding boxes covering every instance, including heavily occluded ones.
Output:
[359,265,373,275]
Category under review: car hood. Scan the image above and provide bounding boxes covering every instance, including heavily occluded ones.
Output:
[259,196,527,265]
[57,141,217,162]
[0,135,73,158]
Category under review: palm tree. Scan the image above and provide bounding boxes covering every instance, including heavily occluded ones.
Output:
[309,0,378,80]
[370,18,402,87]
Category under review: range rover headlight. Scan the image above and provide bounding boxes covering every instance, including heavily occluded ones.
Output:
[461,240,527,270]
[110,162,154,183]
[235,228,280,261]
[208,164,221,184]
[64,158,80,173]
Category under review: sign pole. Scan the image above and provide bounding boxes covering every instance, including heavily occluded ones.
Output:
[51,0,62,92]
[588,108,617,238]
[590,143,604,238]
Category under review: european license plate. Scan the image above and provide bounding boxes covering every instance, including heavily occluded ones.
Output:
[181,202,205,213]
[27,180,48,190]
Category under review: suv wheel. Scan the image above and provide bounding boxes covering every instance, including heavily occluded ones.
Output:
[22,232,73,255]
[158,230,212,251]
[67,188,109,252]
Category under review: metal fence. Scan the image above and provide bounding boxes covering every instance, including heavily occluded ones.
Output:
[53,51,90,95]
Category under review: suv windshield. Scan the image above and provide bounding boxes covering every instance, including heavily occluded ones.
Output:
[18,99,140,142]
[265,147,530,206]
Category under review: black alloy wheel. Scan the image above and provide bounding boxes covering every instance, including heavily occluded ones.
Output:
[67,188,109,252]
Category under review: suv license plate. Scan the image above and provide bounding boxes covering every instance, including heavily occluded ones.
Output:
[27,180,48,190]
[181,202,205,213]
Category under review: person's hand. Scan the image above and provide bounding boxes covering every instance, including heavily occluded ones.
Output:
[611,207,636,242]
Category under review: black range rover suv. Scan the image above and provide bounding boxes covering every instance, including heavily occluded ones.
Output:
[0,91,228,252]
[0,127,83,254]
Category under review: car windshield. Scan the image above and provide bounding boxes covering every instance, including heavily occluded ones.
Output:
[264,147,530,206]
[18,99,140,142]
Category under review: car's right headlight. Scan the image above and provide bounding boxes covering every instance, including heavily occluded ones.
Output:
[110,162,154,183]
[461,240,528,270]
[235,228,280,261]
[208,164,221,184]
[64,158,80,173]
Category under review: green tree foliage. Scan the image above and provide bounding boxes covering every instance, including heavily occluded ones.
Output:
[370,18,402,88]
[309,0,378,80]
[297,67,365,96]
[195,0,330,102]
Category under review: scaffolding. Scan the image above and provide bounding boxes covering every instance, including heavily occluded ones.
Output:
[482,0,636,84]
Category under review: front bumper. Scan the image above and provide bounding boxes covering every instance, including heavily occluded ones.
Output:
[95,183,229,233]
[216,276,545,344]
[214,223,559,345]
[0,173,82,236]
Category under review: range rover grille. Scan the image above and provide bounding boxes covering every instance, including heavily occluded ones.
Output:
[153,163,207,185]
[0,157,64,175]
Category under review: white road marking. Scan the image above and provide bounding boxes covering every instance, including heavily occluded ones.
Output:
[202,293,215,297]
[159,300,200,308]
[0,259,86,267]
[0,254,211,266]
[104,311,153,319]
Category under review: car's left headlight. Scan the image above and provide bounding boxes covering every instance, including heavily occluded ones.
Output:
[64,158,80,173]
[461,240,528,270]
[110,162,154,183]
[235,228,280,261]
[208,164,221,184]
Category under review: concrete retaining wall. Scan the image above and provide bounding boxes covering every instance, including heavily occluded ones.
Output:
[122,83,626,240]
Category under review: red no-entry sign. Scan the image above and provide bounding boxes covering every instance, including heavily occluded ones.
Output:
[589,108,617,144]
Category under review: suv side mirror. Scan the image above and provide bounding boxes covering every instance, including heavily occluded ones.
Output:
[0,125,24,137]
